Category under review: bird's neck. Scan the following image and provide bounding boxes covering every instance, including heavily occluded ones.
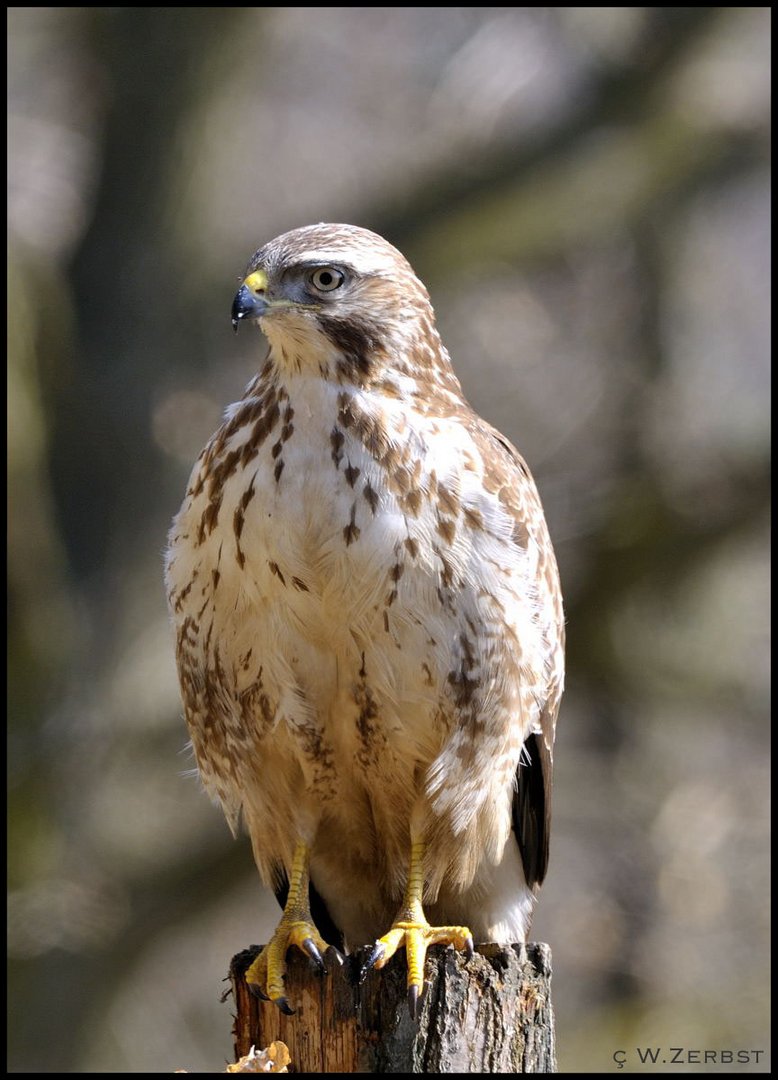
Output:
[258,323,469,422]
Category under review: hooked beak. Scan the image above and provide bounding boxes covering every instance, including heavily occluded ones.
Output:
[231,269,269,333]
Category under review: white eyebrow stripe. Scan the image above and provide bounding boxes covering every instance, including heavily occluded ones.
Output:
[287,248,398,275]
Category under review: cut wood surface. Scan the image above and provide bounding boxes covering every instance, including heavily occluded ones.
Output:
[230,942,556,1073]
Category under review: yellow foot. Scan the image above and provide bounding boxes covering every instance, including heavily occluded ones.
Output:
[245,917,340,1014]
[364,918,474,1020]
[361,840,474,1018]
[244,840,342,1013]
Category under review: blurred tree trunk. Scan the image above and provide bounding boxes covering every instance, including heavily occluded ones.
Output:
[58,7,251,583]
[10,10,253,1075]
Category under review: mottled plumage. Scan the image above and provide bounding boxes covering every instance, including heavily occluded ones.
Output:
[165,224,564,997]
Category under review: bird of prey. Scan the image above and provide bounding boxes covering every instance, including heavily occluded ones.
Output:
[165,223,564,1016]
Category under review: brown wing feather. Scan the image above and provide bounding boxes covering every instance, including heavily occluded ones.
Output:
[476,425,563,892]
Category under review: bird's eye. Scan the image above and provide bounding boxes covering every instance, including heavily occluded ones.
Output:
[309,267,345,293]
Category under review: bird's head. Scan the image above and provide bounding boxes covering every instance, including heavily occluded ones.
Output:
[231,223,447,384]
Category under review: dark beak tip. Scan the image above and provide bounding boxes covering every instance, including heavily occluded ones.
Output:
[231,282,267,333]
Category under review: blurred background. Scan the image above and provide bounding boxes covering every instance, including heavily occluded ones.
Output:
[7,7,770,1073]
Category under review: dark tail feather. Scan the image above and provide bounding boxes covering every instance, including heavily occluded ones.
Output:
[512,732,550,889]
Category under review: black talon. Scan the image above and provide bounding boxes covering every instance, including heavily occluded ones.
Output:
[465,934,475,961]
[366,942,385,969]
[360,942,385,982]
[247,982,269,1000]
[275,996,295,1016]
[327,945,345,967]
[408,983,421,1022]
[303,937,326,973]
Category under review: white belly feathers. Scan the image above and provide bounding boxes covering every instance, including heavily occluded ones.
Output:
[166,371,546,884]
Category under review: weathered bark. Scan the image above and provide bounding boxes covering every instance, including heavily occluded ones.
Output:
[230,942,556,1073]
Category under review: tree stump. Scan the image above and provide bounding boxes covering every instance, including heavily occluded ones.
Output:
[230,942,556,1073]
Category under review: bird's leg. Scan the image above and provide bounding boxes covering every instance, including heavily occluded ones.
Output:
[364,839,474,1019]
[244,839,338,1014]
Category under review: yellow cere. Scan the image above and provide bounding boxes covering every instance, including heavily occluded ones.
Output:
[244,269,268,294]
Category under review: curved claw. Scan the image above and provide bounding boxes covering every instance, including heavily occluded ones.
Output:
[247,981,269,1001]
[326,945,345,967]
[302,936,326,973]
[360,941,385,982]
[408,982,421,1022]
[464,934,475,961]
[274,995,296,1016]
